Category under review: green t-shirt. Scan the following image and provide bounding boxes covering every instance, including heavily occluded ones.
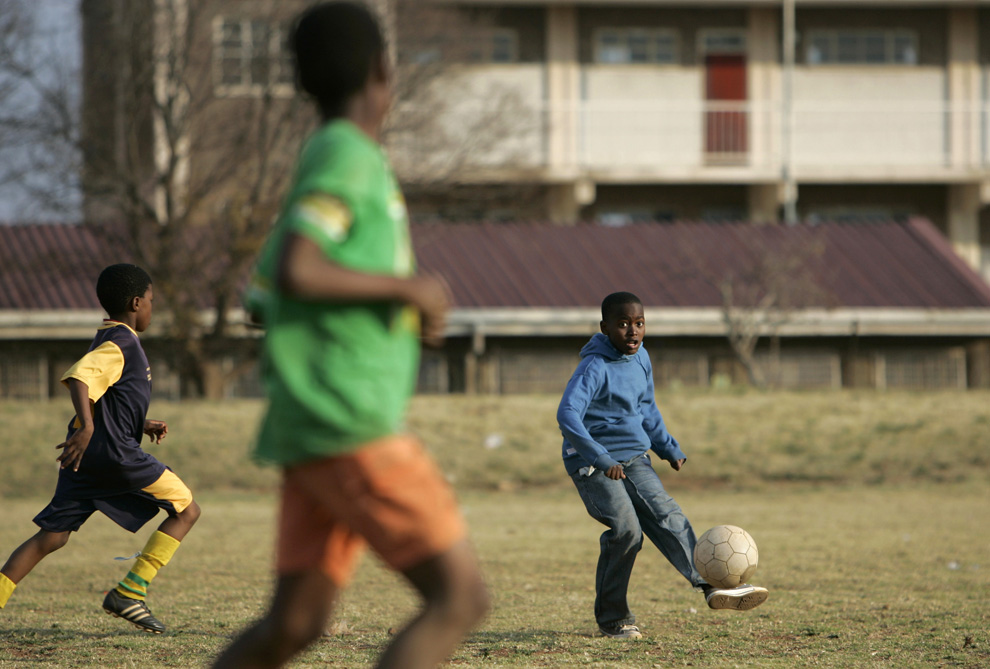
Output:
[248,120,419,466]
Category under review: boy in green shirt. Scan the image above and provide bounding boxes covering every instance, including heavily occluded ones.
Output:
[213,4,488,668]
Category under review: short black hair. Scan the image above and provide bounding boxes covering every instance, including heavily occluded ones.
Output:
[601,291,642,321]
[291,1,385,118]
[97,264,152,317]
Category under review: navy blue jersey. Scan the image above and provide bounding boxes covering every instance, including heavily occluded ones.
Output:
[55,320,166,498]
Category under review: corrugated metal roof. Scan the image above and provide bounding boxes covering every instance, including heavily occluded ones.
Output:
[2,218,990,311]
[414,218,990,309]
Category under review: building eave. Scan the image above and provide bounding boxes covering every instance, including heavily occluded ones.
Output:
[3,306,989,341]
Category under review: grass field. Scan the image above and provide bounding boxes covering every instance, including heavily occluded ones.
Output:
[1,391,989,667]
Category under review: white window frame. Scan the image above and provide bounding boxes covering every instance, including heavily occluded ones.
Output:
[212,16,294,97]
[593,28,680,65]
[805,29,919,66]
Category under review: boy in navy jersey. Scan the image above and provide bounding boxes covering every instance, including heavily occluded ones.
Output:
[0,264,201,634]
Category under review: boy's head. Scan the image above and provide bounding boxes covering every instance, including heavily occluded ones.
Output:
[600,292,645,356]
[97,264,154,331]
[292,1,388,121]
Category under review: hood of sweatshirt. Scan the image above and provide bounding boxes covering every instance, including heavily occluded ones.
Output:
[579,332,631,362]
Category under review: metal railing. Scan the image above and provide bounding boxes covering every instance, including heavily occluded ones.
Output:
[389,99,990,176]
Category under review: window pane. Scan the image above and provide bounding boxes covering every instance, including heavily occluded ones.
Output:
[628,33,648,63]
[808,34,830,64]
[250,21,271,48]
[837,34,859,63]
[893,34,917,64]
[597,32,628,63]
[221,57,242,85]
[863,32,886,63]
[221,20,241,48]
[491,33,515,63]
[654,34,676,63]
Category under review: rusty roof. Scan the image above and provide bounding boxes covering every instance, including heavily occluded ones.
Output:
[414,218,990,309]
[2,218,990,311]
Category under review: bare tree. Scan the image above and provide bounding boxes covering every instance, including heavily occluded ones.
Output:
[0,0,534,395]
[0,0,313,396]
[385,0,542,220]
[679,226,833,388]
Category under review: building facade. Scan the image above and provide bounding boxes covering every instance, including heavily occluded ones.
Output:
[388,0,990,286]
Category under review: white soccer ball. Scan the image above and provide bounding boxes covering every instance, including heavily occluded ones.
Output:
[694,525,759,589]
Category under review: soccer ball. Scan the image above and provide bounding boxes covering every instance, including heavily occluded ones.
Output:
[694,525,759,589]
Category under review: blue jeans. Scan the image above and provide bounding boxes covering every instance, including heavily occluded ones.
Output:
[570,454,704,629]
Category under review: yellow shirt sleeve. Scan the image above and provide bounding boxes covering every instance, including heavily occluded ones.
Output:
[60,341,125,402]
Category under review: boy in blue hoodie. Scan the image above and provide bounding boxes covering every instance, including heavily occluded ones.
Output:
[558,292,768,639]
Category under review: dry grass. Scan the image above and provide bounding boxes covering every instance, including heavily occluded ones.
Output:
[2,391,989,667]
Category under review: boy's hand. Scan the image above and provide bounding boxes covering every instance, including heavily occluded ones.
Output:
[605,464,626,480]
[56,424,94,472]
[144,419,168,444]
[404,274,452,348]
[669,458,686,471]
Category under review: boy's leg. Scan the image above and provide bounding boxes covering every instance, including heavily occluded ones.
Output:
[249,436,487,668]
[212,570,339,669]
[377,539,489,669]
[104,471,199,633]
[620,455,703,586]
[213,460,365,668]
[0,530,72,608]
[570,469,644,632]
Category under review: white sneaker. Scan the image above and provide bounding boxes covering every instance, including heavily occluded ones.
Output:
[705,584,769,611]
[599,624,643,639]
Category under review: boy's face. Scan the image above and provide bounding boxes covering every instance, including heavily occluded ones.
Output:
[600,302,645,356]
[134,285,153,332]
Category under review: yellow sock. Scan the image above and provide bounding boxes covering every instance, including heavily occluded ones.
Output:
[0,572,15,608]
[116,531,180,601]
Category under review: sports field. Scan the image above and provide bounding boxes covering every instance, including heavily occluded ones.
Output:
[1,391,988,668]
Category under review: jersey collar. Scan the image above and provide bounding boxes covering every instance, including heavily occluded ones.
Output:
[99,319,139,336]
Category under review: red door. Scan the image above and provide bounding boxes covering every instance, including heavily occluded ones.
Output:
[705,54,748,157]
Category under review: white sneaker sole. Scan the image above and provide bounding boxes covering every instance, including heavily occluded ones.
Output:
[707,586,769,611]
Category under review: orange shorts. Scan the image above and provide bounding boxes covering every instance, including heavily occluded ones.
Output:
[276,435,467,586]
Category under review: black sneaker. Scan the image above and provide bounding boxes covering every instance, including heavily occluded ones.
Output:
[102,589,166,634]
[703,583,769,611]
[598,624,643,639]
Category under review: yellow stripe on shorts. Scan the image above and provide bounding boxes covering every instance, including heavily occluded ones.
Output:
[142,470,193,513]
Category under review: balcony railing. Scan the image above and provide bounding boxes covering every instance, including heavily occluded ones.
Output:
[389,100,990,179]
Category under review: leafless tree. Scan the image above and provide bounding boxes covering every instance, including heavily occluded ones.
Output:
[1,0,534,395]
[678,226,833,388]
[385,0,541,219]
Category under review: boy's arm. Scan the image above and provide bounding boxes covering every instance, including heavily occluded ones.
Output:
[640,358,687,465]
[56,378,95,472]
[277,232,450,347]
[557,361,622,471]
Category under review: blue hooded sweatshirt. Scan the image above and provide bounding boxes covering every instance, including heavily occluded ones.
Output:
[558,333,687,475]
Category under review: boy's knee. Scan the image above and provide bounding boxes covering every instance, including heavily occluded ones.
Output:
[180,500,202,525]
[427,569,490,627]
[608,519,643,548]
[39,530,70,554]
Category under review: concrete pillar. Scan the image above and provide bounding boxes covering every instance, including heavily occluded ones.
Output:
[947,7,981,169]
[747,183,782,224]
[747,7,781,173]
[548,178,595,224]
[948,183,981,271]
[546,5,579,174]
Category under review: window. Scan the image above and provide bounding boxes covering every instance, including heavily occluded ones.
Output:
[594,29,679,65]
[213,17,294,96]
[806,30,918,65]
[467,29,519,63]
